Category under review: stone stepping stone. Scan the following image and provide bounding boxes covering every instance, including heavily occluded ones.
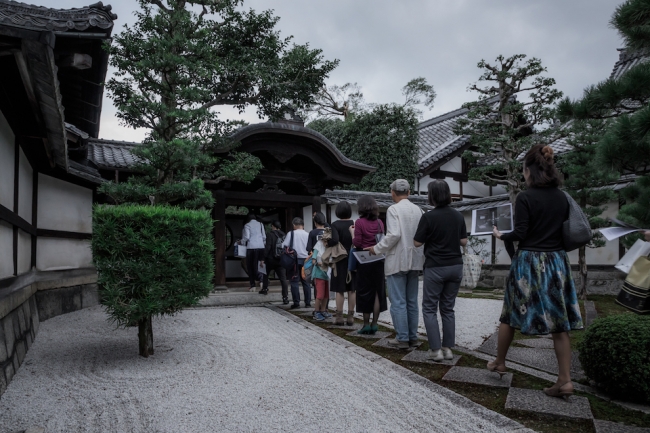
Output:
[299,312,315,316]
[345,330,392,340]
[327,323,362,330]
[515,338,555,349]
[442,366,513,388]
[585,300,598,327]
[504,387,593,420]
[372,338,417,351]
[401,350,461,366]
[594,420,650,433]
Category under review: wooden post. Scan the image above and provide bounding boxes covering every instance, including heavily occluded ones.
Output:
[213,190,227,289]
[312,196,321,218]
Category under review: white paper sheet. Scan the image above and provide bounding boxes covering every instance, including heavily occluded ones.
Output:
[471,203,514,236]
[353,250,386,264]
[599,227,646,241]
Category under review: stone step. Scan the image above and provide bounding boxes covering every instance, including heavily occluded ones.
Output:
[504,387,593,420]
[372,338,418,351]
[594,420,650,433]
[327,323,362,331]
[515,338,555,349]
[345,330,392,340]
[584,300,598,327]
[401,350,461,366]
[442,366,513,388]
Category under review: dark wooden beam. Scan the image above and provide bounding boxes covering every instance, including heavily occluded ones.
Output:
[0,205,34,235]
[36,229,92,240]
[31,169,38,269]
[223,191,314,205]
[13,138,19,275]
[312,196,322,218]
[213,190,226,287]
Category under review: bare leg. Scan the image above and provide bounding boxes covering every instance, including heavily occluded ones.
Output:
[348,291,357,312]
[336,292,345,312]
[371,294,380,326]
[551,332,572,385]
[314,298,321,313]
[495,323,515,365]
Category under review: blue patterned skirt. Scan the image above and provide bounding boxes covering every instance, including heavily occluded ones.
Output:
[500,250,584,335]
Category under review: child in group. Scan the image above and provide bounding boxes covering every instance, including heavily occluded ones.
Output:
[311,237,331,321]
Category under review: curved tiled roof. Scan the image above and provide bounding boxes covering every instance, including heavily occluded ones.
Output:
[610,48,650,80]
[88,138,140,170]
[0,1,117,32]
[230,121,375,172]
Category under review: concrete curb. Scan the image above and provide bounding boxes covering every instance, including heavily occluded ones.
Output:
[268,305,534,433]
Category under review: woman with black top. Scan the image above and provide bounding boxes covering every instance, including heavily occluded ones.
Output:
[489,144,583,400]
[329,202,356,325]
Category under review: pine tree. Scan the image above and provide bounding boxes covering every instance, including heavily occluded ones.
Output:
[454,54,563,204]
[100,0,337,207]
[557,119,618,299]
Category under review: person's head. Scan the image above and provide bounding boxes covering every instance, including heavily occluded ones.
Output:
[357,195,379,221]
[313,211,327,228]
[390,179,410,203]
[523,144,561,188]
[245,213,257,223]
[335,201,352,220]
[271,220,282,231]
[292,217,304,230]
[427,180,452,207]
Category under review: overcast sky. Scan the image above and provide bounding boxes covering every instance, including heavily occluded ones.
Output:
[54,0,624,142]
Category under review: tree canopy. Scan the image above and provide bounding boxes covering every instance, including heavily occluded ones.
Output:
[100,0,337,208]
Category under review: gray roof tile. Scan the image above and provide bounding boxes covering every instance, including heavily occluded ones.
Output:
[88,139,140,170]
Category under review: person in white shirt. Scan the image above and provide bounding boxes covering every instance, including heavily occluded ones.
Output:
[282,217,311,309]
[366,179,424,349]
[241,213,266,292]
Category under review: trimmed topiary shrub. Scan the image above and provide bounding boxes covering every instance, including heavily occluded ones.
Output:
[92,204,214,357]
[578,314,650,403]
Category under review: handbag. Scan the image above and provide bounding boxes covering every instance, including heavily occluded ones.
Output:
[280,231,298,272]
[348,247,359,272]
[301,252,314,285]
[562,191,592,252]
[234,242,247,258]
[460,246,482,289]
[616,254,650,314]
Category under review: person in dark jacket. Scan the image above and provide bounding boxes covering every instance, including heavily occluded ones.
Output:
[261,221,289,302]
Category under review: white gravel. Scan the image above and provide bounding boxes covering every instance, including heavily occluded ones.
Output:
[337,281,502,349]
[0,305,519,433]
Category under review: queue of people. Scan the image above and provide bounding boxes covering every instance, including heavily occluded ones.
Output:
[243,154,586,399]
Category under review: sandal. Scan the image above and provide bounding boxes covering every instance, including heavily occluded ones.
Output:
[543,382,574,400]
[486,360,507,379]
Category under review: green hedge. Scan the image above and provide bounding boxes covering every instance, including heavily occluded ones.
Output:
[92,204,214,327]
[578,314,650,403]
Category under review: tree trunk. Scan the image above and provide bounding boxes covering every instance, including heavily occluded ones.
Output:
[578,245,587,300]
[138,316,154,357]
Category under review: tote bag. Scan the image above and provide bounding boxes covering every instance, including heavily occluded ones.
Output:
[616,254,650,314]
[280,231,298,272]
[460,247,482,289]
[562,192,592,252]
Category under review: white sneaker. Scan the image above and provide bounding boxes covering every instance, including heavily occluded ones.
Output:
[442,347,453,360]
[426,349,444,361]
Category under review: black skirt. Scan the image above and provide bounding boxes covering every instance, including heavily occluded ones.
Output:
[355,260,387,314]
[330,259,354,293]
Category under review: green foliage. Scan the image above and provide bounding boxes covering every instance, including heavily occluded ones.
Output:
[455,54,563,203]
[309,104,419,192]
[101,0,335,207]
[612,0,650,51]
[578,314,650,403]
[92,204,214,328]
[401,77,436,116]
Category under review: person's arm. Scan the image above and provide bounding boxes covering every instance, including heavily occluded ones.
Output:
[645,230,650,242]
[459,215,468,247]
[497,196,529,242]
[460,238,468,247]
[282,232,291,248]
[413,214,428,248]
[326,225,340,247]
[353,219,364,248]
[263,232,273,261]
[371,207,400,255]
[306,232,315,252]
[242,223,251,245]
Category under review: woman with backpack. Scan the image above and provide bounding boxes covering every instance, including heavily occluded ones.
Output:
[488,144,584,400]
[352,195,386,334]
[261,221,289,302]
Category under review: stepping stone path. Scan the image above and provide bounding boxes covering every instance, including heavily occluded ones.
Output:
[442,366,513,388]
[372,338,417,351]
[504,387,593,420]
[515,338,555,349]
[593,420,650,433]
[346,330,392,340]
[401,350,461,366]
[584,300,598,327]
[327,323,362,330]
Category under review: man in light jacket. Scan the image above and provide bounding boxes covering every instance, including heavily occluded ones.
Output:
[366,179,424,349]
[241,213,266,292]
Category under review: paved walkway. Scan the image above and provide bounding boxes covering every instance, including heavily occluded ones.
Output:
[0,306,527,433]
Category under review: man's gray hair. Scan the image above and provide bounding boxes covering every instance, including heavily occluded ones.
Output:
[292,217,304,227]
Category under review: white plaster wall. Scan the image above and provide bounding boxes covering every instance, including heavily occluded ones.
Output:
[36,238,92,271]
[37,174,92,233]
[439,157,462,173]
[0,221,13,279]
[17,229,31,274]
[18,147,33,221]
[0,110,15,210]
[302,204,326,232]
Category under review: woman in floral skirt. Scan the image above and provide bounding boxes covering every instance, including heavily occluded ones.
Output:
[489,144,583,400]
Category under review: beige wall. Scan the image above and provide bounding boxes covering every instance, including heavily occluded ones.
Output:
[0,110,14,210]
[37,174,92,233]
[36,238,92,271]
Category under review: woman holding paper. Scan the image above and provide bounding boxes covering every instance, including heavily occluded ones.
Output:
[490,144,583,400]
[352,195,386,334]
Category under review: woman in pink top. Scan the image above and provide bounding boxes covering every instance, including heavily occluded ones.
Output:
[352,195,386,334]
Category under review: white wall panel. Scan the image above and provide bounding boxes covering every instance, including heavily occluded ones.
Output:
[0,110,15,210]
[0,221,13,279]
[36,238,92,271]
[17,229,31,274]
[439,157,462,172]
[18,147,33,221]
[37,174,92,233]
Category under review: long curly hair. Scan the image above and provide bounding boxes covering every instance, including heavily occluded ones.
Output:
[523,144,561,188]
